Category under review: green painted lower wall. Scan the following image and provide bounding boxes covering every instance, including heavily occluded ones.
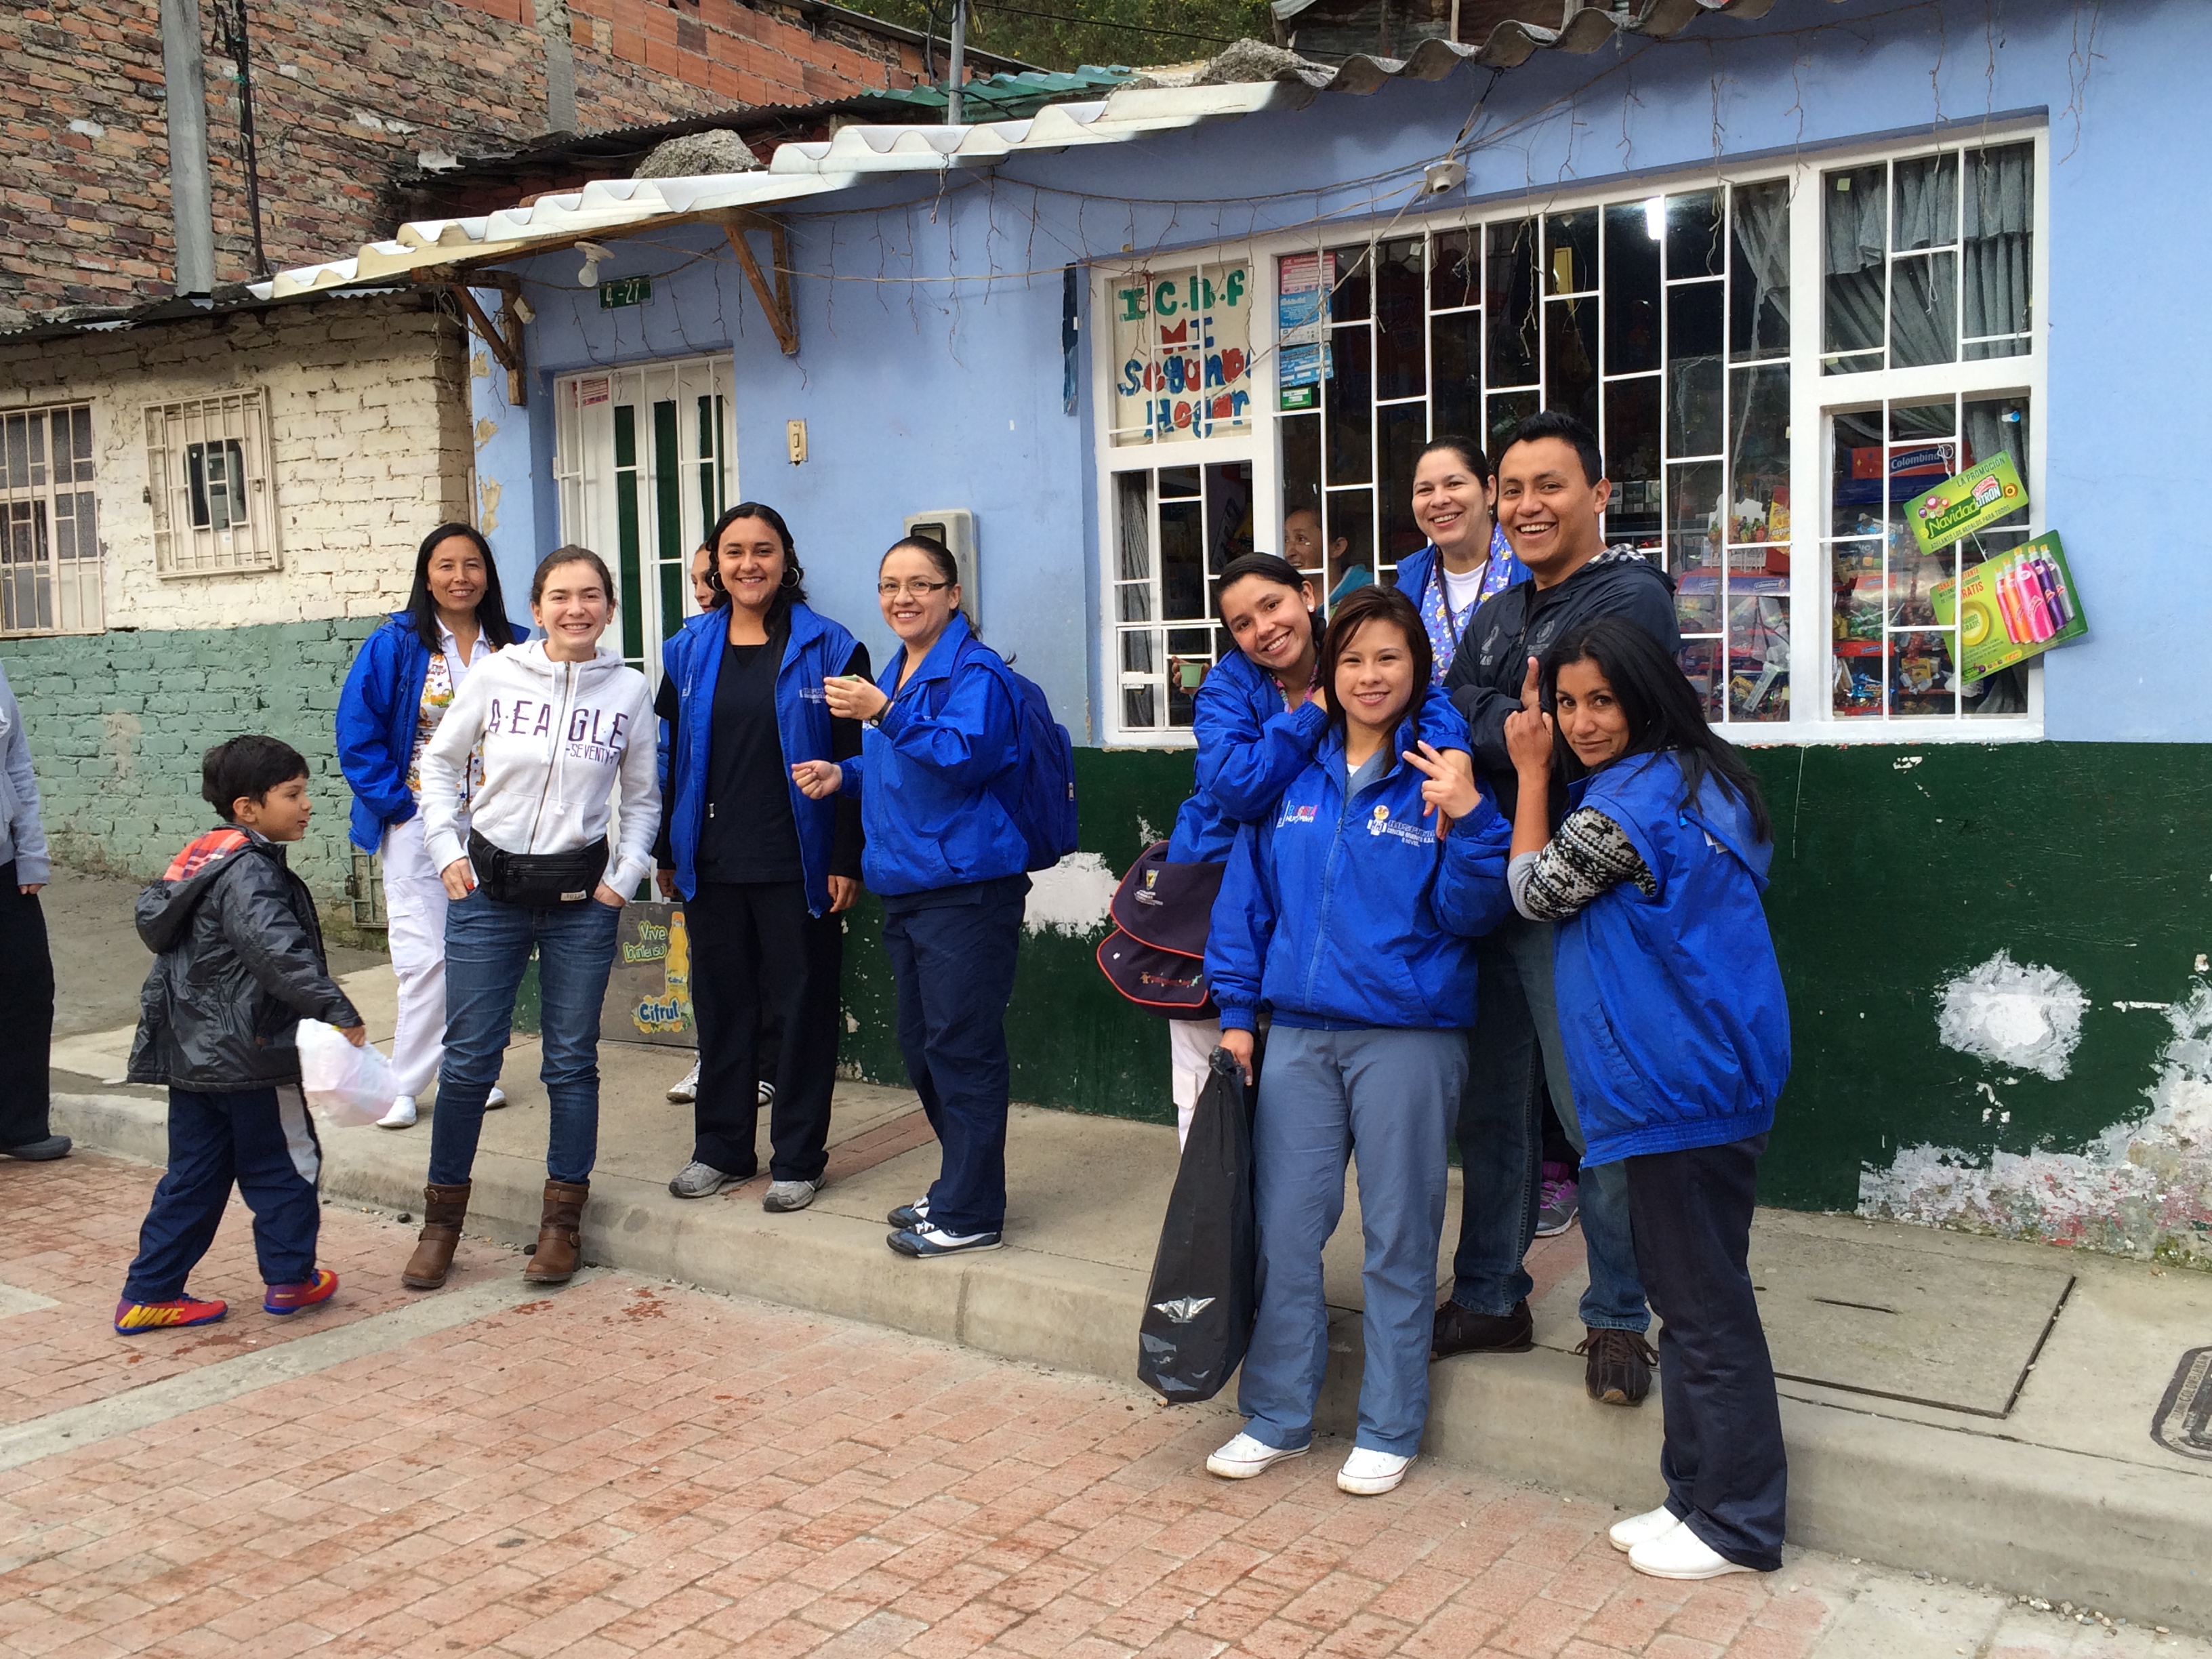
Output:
[840,741,2212,1259]
[1,619,380,926]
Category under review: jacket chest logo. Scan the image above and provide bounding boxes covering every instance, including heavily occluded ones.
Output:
[1278,802,1319,825]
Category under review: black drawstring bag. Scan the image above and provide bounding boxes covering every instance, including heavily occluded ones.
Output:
[1137,1048,1258,1404]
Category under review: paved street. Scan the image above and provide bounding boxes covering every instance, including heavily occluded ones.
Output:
[3,1153,2203,1659]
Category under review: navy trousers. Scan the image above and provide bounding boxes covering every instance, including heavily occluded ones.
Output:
[123,1085,323,1302]
[880,876,1026,1238]
[0,867,54,1149]
[1624,1133,1787,1571]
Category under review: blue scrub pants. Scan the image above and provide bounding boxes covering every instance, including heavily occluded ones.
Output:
[123,1085,321,1302]
[431,888,620,1187]
[1450,912,1649,1333]
[1239,1025,1466,1458]
[1626,1132,1786,1570]
[881,876,1026,1237]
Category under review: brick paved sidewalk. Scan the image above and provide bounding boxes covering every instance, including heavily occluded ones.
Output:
[1,1153,2201,1659]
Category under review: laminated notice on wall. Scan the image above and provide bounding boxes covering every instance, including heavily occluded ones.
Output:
[1276,251,1334,411]
[1904,453,2027,555]
[1931,531,2087,684]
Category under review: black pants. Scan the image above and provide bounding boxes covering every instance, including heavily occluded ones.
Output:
[0,864,55,1149]
[1624,1133,1787,1571]
[686,881,842,1182]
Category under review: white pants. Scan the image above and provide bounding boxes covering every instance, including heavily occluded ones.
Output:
[1169,1016,1223,1150]
[380,817,451,1099]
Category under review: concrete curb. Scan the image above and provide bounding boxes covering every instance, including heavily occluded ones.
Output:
[51,1090,2212,1631]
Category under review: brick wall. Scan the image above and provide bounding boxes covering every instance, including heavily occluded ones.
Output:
[0,0,929,324]
[0,291,469,632]
[0,615,384,912]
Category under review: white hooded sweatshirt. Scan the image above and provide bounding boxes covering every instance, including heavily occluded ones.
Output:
[419,641,661,898]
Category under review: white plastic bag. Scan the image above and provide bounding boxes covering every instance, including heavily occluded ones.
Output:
[296,1019,399,1127]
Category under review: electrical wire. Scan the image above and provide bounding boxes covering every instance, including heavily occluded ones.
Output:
[971,0,1243,47]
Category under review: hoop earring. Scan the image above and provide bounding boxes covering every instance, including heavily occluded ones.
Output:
[780,565,802,590]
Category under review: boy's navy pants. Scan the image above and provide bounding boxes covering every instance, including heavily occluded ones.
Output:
[123,1086,322,1303]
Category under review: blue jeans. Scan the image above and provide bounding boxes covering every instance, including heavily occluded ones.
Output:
[1240,1025,1466,1458]
[881,876,1026,1237]
[429,888,620,1187]
[1450,913,1649,1333]
[123,1086,321,1301]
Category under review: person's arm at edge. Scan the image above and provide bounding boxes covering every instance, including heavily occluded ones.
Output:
[606,679,663,898]
[0,672,49,886]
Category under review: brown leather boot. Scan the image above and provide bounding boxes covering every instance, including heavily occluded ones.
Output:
[523,1179,589,1284]
[401,1183,472,1290]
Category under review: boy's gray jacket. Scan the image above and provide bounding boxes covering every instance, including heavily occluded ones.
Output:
[128,828,363,1091]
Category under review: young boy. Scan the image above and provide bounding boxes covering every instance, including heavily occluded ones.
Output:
[115,735,369,1333]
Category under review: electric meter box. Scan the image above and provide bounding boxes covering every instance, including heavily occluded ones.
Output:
[902,509,977,615]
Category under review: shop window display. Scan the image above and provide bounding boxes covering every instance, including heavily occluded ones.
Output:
[1275,179,1793,726]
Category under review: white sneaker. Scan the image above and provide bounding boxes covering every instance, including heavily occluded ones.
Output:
[1629,1520,1757,1580]
[758,1079,776,1108]
[668,1062,699,1104]
[1205,1432,1309,1481]
[1336,1447,1412,1496]
[485,1085,508,1110]
[377,1095,417,1130]
[1610,1504,1681,1553]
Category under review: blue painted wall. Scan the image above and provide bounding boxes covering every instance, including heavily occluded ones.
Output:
[486,0,2207,745]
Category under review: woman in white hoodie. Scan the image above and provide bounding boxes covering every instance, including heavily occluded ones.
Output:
[398,547,661,1290]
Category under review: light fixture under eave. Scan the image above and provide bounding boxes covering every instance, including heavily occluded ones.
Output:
[576,242,611,288]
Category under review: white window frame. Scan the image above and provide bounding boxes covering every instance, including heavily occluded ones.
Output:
[1088,119,2049,750]
[0,400,104,636]
[146,388,280,577]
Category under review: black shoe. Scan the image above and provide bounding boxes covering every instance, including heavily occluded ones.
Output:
[886,1196,929,1229]
[1431,1297,1534,1358]
[0,1134,70,1162]
[1577,1327,1658,1406]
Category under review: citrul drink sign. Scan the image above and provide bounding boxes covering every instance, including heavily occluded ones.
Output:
[1930,531,2087,684]
[1903,452,2026,554]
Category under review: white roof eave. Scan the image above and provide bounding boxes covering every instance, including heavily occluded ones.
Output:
[255,81,1298,300]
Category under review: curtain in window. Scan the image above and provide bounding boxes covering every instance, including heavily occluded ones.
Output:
[1823,171,1887,360]
[1963,144,2032,350]
[1731,181,1791,335]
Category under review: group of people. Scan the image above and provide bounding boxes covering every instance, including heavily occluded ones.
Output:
[1150,411,1790,1583]
[83,401,1789,1587]
[107,514,1046,1346]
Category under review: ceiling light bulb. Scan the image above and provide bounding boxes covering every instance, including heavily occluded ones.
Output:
[576,242,611,288]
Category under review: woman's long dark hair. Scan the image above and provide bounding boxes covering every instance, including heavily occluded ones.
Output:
[705,502,806,631]
[1540,617,1772,843]
[1317,584,1431,739]
[1217,552,1323,661]
[405,523,518,651]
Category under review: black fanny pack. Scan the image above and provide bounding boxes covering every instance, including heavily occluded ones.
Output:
[468,830,609,907]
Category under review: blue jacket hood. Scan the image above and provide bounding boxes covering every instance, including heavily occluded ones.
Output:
[1205,701,1513,1032]
[1553,751,1790,1164]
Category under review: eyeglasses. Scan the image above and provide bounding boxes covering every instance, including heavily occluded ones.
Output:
[877,579,952,598]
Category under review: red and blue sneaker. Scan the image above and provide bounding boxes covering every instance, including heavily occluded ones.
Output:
[115,1293,228,1334]
[263,1268,338,1317]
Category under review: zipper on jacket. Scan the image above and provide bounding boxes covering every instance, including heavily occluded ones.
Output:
[524,659,577,851]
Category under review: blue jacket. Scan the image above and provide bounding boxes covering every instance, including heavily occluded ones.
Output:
[1167,651,1469,866]
[336,611,527,853]
[1553,751,1790,1164]
[1206,702,1513,1033]
[840,613,1027,898]
[661,602,865,917]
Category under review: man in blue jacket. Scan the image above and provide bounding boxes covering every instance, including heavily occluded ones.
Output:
[1433,410,1681,1409]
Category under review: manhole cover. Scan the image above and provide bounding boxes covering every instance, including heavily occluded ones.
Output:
[2152,1347,2212,1462]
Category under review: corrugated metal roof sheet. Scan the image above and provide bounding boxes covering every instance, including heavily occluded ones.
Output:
[251,0,1792,304]
[867,64,1140,117]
